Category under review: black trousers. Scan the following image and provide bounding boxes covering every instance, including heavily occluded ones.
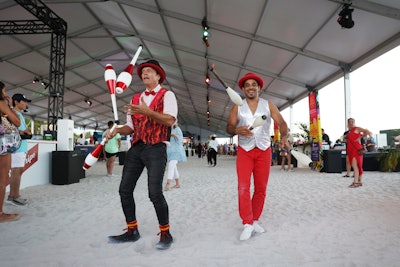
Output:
[119,141,169,226]
[208,148,217,166]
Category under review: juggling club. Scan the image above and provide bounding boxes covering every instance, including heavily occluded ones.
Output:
[82,124,117,170]
[248,115,267,130]
[104,64,119,123]
[209,64,243,106]
[116,45,143,94]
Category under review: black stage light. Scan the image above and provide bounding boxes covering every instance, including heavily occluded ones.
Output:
[337,4,354,29]
[85,99,92,106]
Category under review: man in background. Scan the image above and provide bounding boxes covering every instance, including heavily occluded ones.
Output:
[208,134,218,167]
[76,133,85,145]
[322,128,331,147]
[7,94,32,206]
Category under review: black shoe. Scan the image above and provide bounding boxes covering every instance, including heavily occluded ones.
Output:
[155,230,173,250]
[108,228,140,243]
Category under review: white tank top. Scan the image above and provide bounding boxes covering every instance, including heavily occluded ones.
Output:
[237,98,271,151]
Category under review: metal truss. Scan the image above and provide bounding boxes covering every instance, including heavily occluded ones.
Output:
[0,20,53,34]
[0,0,67,138]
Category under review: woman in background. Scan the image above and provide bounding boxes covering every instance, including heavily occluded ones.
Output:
[0,81,21,222]
[280,129,294,171]
[346,124,371,188]
[164,124,186,191]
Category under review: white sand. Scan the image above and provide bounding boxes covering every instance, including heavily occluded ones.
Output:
[1,156,400,267]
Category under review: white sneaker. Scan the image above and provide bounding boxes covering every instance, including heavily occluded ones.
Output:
[239,224,255,241]
[7,196,28,206]
[253,221,265,233]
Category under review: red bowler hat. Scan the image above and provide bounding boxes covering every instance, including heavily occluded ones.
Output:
[137,59,166,83]
[238,72,264,89]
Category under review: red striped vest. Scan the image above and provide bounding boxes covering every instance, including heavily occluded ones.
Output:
[130,88,170,145]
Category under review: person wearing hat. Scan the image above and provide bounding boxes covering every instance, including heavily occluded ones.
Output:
[226,72,289,241]
[7,93,32,206]
[207,134,218,167]
[106,59,177,250]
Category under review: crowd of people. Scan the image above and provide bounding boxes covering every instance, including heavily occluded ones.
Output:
[193,141,238,158]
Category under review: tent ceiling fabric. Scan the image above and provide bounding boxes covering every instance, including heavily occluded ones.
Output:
[1,0,399,137]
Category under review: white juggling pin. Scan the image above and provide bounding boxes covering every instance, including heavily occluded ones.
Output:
[248,115,267,130]
[209,65,243,106]
[104,64,118,123]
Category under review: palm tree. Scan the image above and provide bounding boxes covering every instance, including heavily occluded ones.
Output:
[292,122,312,151]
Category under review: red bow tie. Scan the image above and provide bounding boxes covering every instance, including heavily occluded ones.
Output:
[145,90,156,96]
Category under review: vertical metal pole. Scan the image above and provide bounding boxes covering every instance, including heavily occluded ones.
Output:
[289,101,294,131]
[343,66,351,130]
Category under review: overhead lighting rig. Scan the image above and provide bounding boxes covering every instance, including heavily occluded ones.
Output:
[205,75,210,85]
[337,3,354,29]
[203,12,211,127]
[85,98,92,107]
[202,17,210,47]
[33,77,49,88]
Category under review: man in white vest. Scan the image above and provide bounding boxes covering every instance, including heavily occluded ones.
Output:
[226,72,289,241]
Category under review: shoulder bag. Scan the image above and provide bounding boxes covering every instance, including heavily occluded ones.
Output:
[0,115,21,155]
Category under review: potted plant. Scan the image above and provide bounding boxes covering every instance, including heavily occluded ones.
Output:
[378,148,400,172]
[292,122,312,153]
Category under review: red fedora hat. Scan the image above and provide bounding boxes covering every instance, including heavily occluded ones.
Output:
[137,59,166,83]
[238,72,264,89]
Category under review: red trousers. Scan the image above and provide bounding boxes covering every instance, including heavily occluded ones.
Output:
[236,146,271,225]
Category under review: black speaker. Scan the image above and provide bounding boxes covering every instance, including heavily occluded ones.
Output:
[52,151,85,185]
[323,150,342,173]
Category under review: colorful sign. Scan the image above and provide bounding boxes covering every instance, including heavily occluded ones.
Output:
[308,91,322,162]
[24,144,38,171]
[274,121,280,141]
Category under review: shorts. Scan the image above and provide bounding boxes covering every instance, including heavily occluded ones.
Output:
[11,152,27,168]
[280,150,291,157]
[105,152,118,158]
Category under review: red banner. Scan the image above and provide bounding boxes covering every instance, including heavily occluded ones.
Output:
[24,144,38,171]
